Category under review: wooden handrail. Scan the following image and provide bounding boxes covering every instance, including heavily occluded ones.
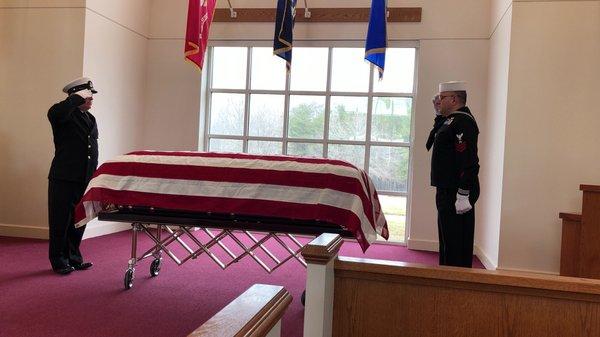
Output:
[335,256,600,297]
[188,284,292,337]
[580,184,600,192]
[559,212,582,222]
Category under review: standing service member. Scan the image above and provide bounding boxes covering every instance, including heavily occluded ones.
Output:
[430,81,480,268]
[47,77,98,275]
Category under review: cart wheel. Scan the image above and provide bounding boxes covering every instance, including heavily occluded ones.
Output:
[150,258,162,277]
[124,269,134,290]
[301,290,306,306]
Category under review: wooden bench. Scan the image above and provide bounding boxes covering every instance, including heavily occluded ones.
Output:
[188,284,292,337]
[559,184,600,278]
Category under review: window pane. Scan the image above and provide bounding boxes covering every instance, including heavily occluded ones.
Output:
[287,142,323,157]
[290,48,328,91]
[249,94,284,137]
[212,47,247,89]
[378,195,406,242]
[209,93,245,136]
[209,138,243,153]
[329,96,367,141]
[288,95,325,139]
[373,48,415,93]
[251,47,286,90]
[248,140,282,155]
[331,48,370,92]
[369,146,409,192]
[328,144,365,169]
[371,97,412,142]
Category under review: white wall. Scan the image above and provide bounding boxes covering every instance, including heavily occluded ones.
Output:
[498,0,600,273]
[0,2,85,237]
[0,0,149,238]
[145,0,491,252]
[410,39,489,251]
[80,0,150,236]
[476,2,512,269]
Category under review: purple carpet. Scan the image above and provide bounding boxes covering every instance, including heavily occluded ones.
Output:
[0,231,483,337]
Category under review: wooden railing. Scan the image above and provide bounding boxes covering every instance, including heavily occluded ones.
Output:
[559,184,600,278]
[302,233,600,337]
[188,284,291,337]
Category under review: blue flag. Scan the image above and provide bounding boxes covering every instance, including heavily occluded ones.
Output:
[365,0,387,79]
[273,0,297,72]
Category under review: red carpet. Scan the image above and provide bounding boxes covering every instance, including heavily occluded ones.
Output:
[0,231,483,337]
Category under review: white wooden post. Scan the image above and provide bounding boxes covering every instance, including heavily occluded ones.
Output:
[302,233,343,337]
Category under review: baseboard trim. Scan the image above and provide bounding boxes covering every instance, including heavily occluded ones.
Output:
[406,238,438,252]
[0,221,130,240]
[473,244,497,270]
[497,266,559,276]
[0,223,48,239]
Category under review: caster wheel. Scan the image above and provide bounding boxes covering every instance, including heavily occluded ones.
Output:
[124,269,134,290]
[150,258,162,277]
[301,290,306,306]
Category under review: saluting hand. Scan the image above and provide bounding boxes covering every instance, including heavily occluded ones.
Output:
[73,89,93,99]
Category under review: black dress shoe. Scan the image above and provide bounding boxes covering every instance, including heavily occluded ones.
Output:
[72,262,93,270]
[53,266,75,275]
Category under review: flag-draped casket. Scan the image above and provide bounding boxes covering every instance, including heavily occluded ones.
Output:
[75,151,389,251]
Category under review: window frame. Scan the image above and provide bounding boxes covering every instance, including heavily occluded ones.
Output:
[201,40,419,244]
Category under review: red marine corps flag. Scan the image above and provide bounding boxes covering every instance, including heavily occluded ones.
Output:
[184,0,216,71]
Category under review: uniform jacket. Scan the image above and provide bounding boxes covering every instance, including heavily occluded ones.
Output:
[48,95,98,184]
[431,106,479,194]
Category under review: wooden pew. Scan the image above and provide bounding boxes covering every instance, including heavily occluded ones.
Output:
[188,284,292,337]
[302,233,600,337]
[559,184,600,278]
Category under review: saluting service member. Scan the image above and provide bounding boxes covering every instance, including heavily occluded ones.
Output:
[431,81,480,268]
[47,77,98,275]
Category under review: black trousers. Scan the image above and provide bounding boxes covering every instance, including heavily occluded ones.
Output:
[48,179,87,269]
[436,188,477,268]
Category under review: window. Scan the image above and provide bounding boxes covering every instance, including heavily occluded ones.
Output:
[203,43,417,243]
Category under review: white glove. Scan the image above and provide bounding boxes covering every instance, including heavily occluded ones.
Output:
[455,193,472,214]
[73,89,93,99]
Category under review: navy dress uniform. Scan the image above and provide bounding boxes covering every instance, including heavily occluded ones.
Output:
[47,77,98,274]
[431,81,480,268]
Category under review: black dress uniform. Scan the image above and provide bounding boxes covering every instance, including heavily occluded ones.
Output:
[47,94,98,271]
[431,106,479,267]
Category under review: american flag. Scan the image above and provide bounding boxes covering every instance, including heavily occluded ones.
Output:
[75,151,389,251]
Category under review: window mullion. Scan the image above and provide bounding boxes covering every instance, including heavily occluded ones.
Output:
[243,47,252,153]
[365,63,375,173]
[323,47,333,159]
[282,57,291,154]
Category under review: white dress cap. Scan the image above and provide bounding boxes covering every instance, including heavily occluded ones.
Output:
[62,77,98,94]
[439,81,467,93]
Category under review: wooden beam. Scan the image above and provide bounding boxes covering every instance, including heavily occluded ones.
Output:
[213,7,422,23]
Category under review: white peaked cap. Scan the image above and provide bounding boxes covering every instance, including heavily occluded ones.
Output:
[439,81,467,93]
[62,77,98,94]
